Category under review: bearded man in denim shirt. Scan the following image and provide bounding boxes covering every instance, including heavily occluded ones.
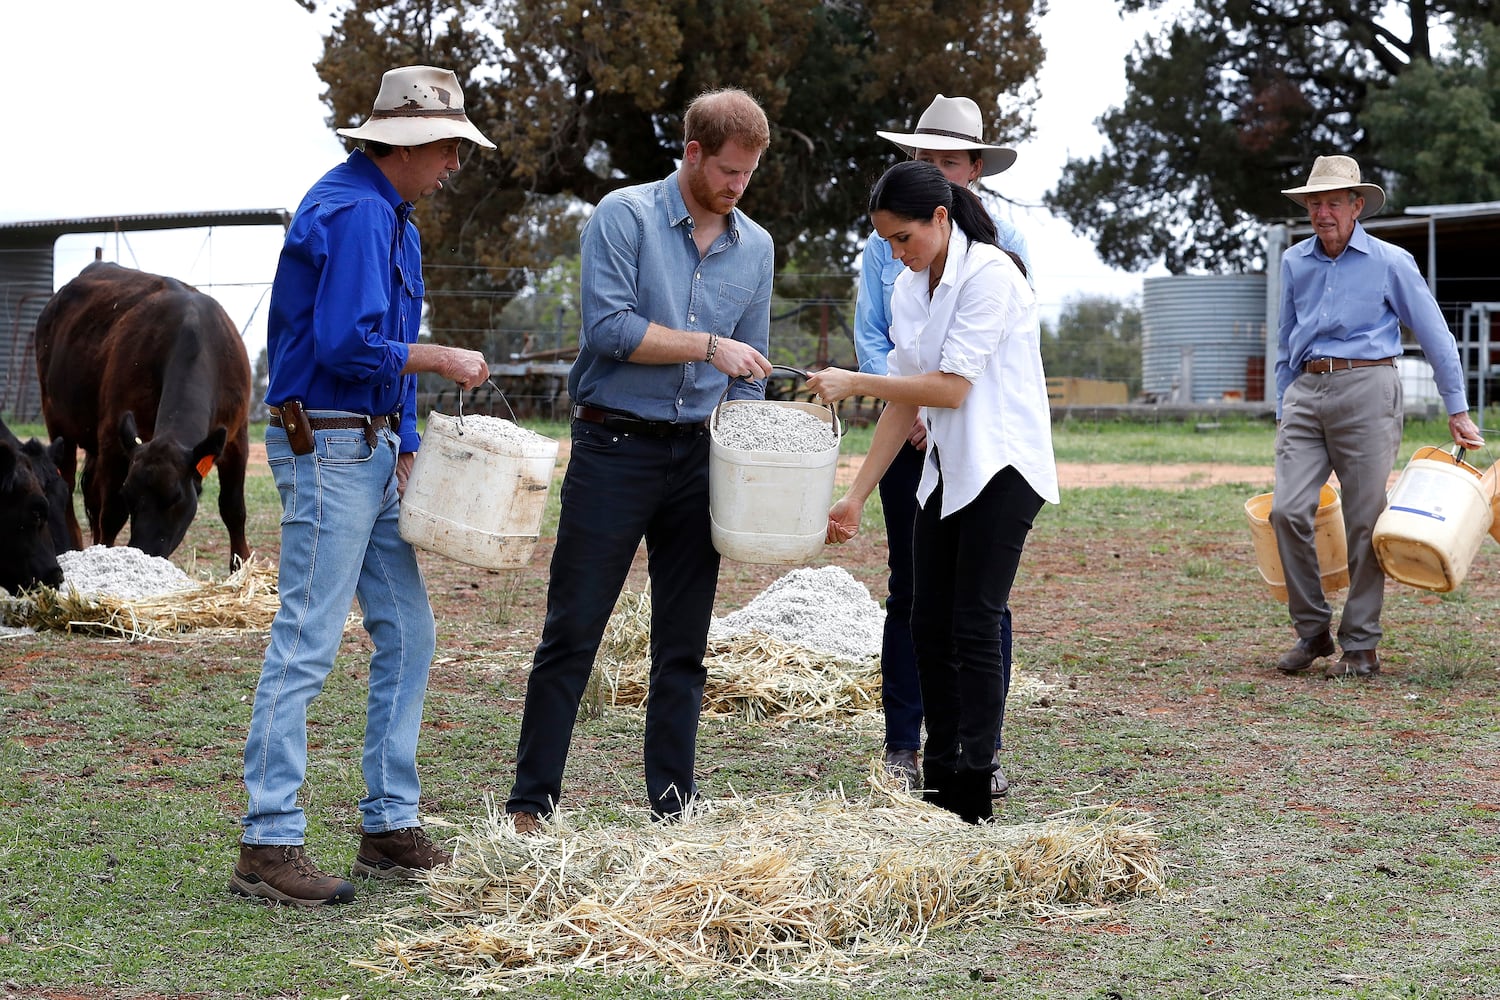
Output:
[506,89,775,831]
[232,66,492,907]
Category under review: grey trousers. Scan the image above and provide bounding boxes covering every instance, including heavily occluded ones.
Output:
[1271,365,1402,650]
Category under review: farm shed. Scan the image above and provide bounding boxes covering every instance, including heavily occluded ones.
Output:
[0,209,288,421]
[1141,273,1267,404]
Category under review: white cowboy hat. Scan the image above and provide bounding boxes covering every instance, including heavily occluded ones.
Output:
[876,94,1017,176]
[1281,155,1385,219]
[337,65,495,150]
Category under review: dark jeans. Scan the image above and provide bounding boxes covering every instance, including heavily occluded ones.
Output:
[878,442,1012,753]
[912,465,1042,777]
[506,422,720,820]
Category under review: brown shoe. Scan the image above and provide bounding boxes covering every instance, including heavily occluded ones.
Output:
[351,826,451,880]
[510,811,544,836]
[1325,648,1380,678]
[990,753,1009,798]
[883,748,921,790]
[229,842,356,906]
[1276,631,1336,673]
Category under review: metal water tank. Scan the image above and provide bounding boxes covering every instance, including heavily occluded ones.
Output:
[1142,274,1267,403]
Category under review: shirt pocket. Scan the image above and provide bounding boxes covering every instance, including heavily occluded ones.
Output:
[712,280,756,334]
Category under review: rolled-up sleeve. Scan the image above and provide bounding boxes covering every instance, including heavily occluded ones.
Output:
[939,257,1012,382]
[579,197,652,360]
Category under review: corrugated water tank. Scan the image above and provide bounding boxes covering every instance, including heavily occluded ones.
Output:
[1142,274,1267,402]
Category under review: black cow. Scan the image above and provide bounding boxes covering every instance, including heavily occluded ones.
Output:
[0,434,64,593]
[33,262,252,567]
[0,415,74,559]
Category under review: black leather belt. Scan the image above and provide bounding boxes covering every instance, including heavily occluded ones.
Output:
[572,405,703,439]
[268,412,400,431]
[1302,357,1396,374]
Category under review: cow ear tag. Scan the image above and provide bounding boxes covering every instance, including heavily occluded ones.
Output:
[195,455,215,478]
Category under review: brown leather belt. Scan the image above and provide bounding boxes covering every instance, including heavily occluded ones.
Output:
[269,411,399,446]
[572,404,703,439]
[1302,357,1396,374]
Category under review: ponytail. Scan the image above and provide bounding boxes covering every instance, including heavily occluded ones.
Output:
[870,160,1000,248]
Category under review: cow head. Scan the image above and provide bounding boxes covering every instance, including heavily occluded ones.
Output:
[21,436,75,556]
[117,411,227,557]
[0,437,65,592]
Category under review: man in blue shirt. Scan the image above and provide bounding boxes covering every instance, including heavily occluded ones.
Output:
[1273,155,1484,680]
[854,95,1031,797]
[506,89,775,832]
[232,66,492,907]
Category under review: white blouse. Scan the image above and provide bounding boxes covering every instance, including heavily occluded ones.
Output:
[887,226,1060,516]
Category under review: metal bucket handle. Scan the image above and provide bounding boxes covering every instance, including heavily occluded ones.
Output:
[712,364,839,434]
[453,377,519,434]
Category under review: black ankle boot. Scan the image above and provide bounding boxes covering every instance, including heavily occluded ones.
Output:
[954,768,994,825]
[922,764,957,812]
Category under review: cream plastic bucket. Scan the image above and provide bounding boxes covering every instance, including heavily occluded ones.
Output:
[1373,447,1494,593]
[709,394,841,565]
[1244,483,1349,602]
[399,411,558,570]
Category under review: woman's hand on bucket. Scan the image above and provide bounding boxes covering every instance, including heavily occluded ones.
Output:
[805,367,857,405]
[826,497,862,544]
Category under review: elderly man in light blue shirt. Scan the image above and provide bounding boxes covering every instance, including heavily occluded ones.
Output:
[852,95,1032,798]
[1271,155,1483,680]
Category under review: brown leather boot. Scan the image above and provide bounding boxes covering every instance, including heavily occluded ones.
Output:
[351,826,452,880]
[1275,631,1336,673]
[229,843,356,906]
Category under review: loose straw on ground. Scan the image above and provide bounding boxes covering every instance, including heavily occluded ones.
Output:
[0,555,281,639]
[588,590,1062,725]
[356,772,1164,989]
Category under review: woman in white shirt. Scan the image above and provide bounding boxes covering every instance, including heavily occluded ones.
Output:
[807,160,1059,823]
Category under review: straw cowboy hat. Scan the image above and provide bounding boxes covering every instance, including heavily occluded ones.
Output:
[337,65,495,150]
[876,94,1017,176]
[1281,155,1385,219]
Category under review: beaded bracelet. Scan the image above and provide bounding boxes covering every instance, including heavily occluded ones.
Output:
[705,332,719,363]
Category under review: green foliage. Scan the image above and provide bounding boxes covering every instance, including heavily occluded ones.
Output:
[1049,0,1500,273]
[309,0,1045,348]
[1364,23,1500,207]
[1040,294,1143,395]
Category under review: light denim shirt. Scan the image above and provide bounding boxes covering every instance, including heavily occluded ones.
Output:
[570,171,774,423]
[1275,221,1469,419]
[854,209,1032,375]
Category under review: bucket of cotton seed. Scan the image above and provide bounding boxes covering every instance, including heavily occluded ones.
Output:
[399,411,558,570]
[709,365,842,564]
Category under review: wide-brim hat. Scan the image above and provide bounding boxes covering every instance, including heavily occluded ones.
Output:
[876,94,1017,176]
[337,65,495,150]
[1281,154,1384,219]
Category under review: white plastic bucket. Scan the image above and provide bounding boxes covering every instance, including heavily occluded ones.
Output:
[709,390,841,565]
[1373,446,1494,593]
[399,411,558,570]
[1244,483,1348,602]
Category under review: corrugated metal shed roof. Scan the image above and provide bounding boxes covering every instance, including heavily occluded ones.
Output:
[0,209,290,246]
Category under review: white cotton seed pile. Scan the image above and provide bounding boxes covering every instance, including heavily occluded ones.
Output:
[709,565,884,661]
[450,413,553,447]
[58,545,196,601]
[713,404,837,453]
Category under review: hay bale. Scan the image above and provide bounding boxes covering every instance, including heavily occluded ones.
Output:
[0,554,281,638]
[355,773,1165,988]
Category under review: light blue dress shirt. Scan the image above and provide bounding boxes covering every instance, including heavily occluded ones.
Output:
[571,171,774,423]
[1275,221,1469,419]
[854,209,1032,375]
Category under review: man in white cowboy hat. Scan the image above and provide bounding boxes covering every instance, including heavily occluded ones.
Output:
[855,94,1031,798]
[1271,154,1483,680]
[232,65,493,907]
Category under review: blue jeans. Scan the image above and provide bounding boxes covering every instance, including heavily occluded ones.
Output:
[878,442,1012,753]
[507,422,720,820]
[241,416,436,844]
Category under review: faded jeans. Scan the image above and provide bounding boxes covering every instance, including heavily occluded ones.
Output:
[241,415,436,844]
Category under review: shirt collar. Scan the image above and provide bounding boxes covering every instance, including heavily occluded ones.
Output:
[664,171,741,244]
[1300,219,1370,260]
[348,148,411,217]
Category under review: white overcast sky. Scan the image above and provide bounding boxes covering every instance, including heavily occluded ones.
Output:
[3,0,1170,362]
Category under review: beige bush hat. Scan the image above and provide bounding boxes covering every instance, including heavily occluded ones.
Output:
[337,65,495,150]
[876,94,1017,176]
[1281,155,1384,219]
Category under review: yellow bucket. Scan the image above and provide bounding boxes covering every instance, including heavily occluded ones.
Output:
[1373,446,1494,593]
[1244,483,1349,602]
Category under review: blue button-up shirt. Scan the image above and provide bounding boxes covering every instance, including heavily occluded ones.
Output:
[570,171,774,423]
[1275,221,1469,420]
[854,209,1032,375]
[265,150,422,451]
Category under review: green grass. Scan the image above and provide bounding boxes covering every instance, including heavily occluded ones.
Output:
[4,421,1500,998]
